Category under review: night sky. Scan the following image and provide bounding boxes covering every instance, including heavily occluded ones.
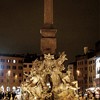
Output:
[0,0,99,63]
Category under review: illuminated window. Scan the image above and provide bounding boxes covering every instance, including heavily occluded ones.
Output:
[13,60,16,63]
[7,59,11,63]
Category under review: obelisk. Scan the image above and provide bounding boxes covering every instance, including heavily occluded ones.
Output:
[40,0,57,54]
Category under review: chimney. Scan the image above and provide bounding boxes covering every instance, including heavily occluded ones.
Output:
[84,47,88,54]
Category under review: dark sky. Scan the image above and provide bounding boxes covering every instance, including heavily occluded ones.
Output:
[0,0,99,63]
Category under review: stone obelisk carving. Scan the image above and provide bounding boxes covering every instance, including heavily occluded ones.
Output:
[40,0,57,54]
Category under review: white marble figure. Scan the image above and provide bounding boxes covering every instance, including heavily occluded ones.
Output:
[21,52,79,100]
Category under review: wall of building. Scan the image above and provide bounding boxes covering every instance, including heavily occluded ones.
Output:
[23,63,32,82]
[87,57,96,88]
[0,56,23,91]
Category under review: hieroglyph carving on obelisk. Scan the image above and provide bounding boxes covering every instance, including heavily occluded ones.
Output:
[40,0,57,54]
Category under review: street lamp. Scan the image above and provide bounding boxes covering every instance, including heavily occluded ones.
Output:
[76,70,80,76]
[7,70,11,76]
[76,70,80,94]
[7,70,11,91]
[12,75,17,92]
[15,75,17,84]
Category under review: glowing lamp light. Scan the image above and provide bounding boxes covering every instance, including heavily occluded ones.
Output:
[15,75,18,79]
[76,70,80,76]
[34,97,37,100]
[7,70,11,76]
[46,82,50,86]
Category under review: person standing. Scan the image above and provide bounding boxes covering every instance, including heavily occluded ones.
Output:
[8,91,11,100]
[12,91,16,100]
[0,92,2,99]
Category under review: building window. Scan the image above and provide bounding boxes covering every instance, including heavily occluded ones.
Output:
[81,61,83,65]
[12,66,16,69]
[0,59,5,62]
[1,79,3,83]
[97,67,100,74]
[19,80,21,83]
[84,60,87,64]
[0,72,4,76]
[13,60,16,63]
[13,73,15,76]
[93,65,95,70]
[89,61,92,64]
[69,67,72,69]
[18,66,23,70]
[85,67,87,70]
[7,59,11,63]
[24,79,26,81]
[24,72,27,74]
[29,65,32,68]
[93,60,95,63]
[19,73,22,77]
[91,66,92,72]
[13,80,15,83]
[24,65,27,68]
[1,65,4,69]
[89,77,92,83]
[6,66,10,69]
[18,60,23,63]
[84,79,87,83]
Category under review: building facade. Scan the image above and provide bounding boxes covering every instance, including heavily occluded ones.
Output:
[76,55,88,92]
[23,63,32,82]
[87,57,96,88]
[75,46,99,92]
[67,62,77,80]
[0,55,23,92]
[95,41,100,87]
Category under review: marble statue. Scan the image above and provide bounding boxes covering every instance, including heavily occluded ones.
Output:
[21,52,79,100]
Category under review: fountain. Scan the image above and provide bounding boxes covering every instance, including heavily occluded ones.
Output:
[21,52,79,100]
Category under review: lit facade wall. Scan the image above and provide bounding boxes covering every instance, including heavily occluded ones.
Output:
[76,56,88,92]
[23,63,32,82]
[68,64,74,77]
[87,57,96,88]
[95,57,100,87]
[96,57,100,78]
[0,56,23,91]
[68,64,77,80]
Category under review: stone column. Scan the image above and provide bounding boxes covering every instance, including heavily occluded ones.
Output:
[44,0,53,25]
[40,0,57,54]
